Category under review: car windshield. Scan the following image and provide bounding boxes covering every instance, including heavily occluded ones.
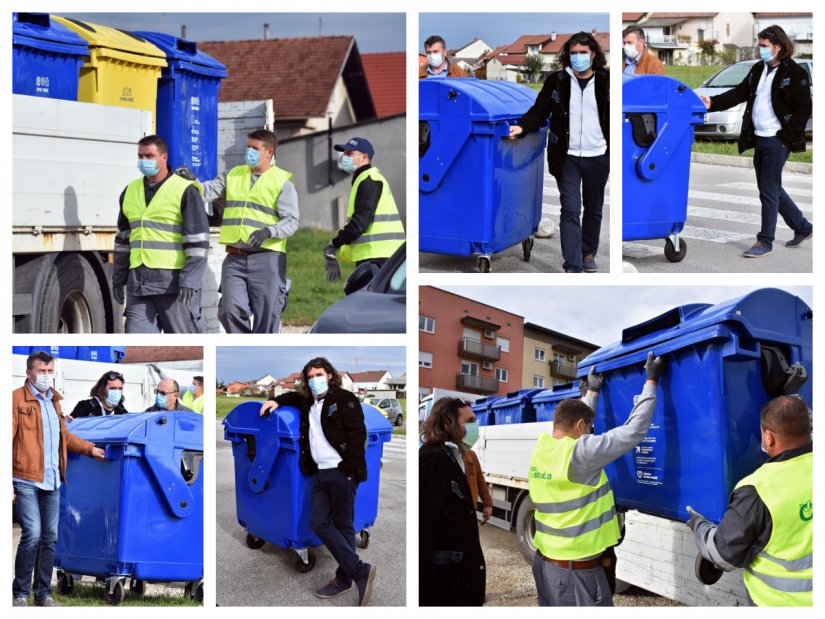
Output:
[704,63,754,88]
[388,258,406,294]
[369,398,381,405]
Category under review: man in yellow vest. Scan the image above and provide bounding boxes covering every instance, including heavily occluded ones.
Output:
[323,137,405,283]
[686,364,811,606]
[191,129,299,333]
[181,376,204,414]
[528,352,666,606]
[113,135,208,333]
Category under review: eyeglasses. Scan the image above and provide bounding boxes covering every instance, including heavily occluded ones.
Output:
[106,372,124,381]
[154,388,178,395]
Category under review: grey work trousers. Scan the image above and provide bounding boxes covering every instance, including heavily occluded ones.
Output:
[125,291,202,334]
[218,251,287,334]
[532,551,613,607]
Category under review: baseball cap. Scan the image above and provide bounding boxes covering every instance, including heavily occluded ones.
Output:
[333,137,375,158]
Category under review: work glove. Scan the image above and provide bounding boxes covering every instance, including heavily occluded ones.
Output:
[174,166,198,182]
[177,287,197,306]
[644,351,666,382]
[586,367,604,392]
[783,362,808,396]
[113,283,125,305]
[324,242,341,283]
[685,505,706,532]
[247,227,271,248]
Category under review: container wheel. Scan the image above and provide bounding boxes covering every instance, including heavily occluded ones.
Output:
[295,549,317,573]
[477,256,491,273]
[104,579,125,606]
[196,581,204,603]
[245,533,265,549]
[515,495,538,564]
[357,530,370,549]
[57,571,74,595]
[664,237,687,262]
[522,237,534,262]
[129,578,145,596]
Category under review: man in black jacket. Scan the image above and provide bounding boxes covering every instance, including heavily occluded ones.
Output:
[700,26,812,259]
[260,357,376,606]
[510,32,609,274]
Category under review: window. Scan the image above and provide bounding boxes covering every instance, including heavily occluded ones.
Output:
[553,352,565,364]
[495,368,509,383]
[419,315,435,333]
[534,347,546,362]
[461,361,479,376]
[463,327,481,340]
[533,375,545,388]
[419,351,433,369]
[497,336,510,353]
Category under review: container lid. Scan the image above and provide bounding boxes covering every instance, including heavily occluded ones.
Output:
[133,31,227,78]
[51,16,167,66]
[491,388,543,408]
[363,402,393,437]
[532,382,579,403]
[420,78,538,122]
[68,410,202,449]
[623,74,706,115]
[471,396,501,410]
[579,288,811,373]
[13,12,89,56]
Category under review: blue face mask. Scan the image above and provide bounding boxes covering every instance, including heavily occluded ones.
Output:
[463,422,480,447]
[759,46,776,64]
[155,393,168,409]
[570,53,592,73]
[138,159,159,176]
[188,384,196,394]
[341,155,358,174]
[245,147,261,168]
[308,376,329,397]
[105,389,122,407]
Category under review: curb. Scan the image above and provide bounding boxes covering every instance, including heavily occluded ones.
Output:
[691,152,813,174]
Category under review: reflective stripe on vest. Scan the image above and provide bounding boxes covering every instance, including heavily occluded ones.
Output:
[528,434,620,560]
[736,451,812,606]
[339,167,404,263]
[122,174,192,270]
[219,164,293,253]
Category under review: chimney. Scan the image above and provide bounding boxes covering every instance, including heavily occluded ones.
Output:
[263,23,270,40]
[181,24,187,39]
[592,28,597,35]
[550,31,556,41]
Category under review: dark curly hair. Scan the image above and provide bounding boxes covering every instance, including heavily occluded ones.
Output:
[89,370,125,405]
[559,31,606,71]
[758,25,795,61]
[298,357,342,399]
[421,397,472,445]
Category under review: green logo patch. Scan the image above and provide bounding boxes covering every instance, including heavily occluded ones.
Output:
[529,466,552,481]
[799,500,813,522]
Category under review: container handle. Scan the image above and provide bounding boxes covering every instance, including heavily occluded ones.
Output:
[144,443,196,519]
[246,436,281,494]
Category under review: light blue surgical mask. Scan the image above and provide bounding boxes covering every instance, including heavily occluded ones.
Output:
[138,159,159,176]
[570,53,592,73]
[340,155,358,174]
[463,422,480,447]
[105,389,122,407]
[155,393,168,409]
[308,376,329,398]
[759,46,776,64]
[245,147,261,168]
[188,384,196,394]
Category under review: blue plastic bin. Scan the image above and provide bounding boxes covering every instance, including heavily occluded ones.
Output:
[419,78,548,272]
[223,401,392,570]
[471,396,501,426]
[577,288,812,523]
[12,12,88,100]
[55,411,204,603]
[622,75,706,262]
[532,382,580,422]
[19,346,78,359]
[133,31,227,180]
[490,389,542,425]
[76,346,126,363]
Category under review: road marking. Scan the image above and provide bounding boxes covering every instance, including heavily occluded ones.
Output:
[719,181,812,197]
[689,189,812,212]
[687,205,792,230]
[680,225,753,243]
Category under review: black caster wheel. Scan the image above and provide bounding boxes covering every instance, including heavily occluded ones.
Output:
[129,578,145,596]
[477,256,491,273]
[664,237,687,262]
[57,570,74,595]
[185,579,204,602]
[357,530,370,549]
[245,533,265,549]
[196,581,204,603]
[104,579,125,605]
[522,237,533,262]
[295,549,317,573]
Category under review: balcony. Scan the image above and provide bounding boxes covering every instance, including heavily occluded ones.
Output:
[647,34,690,49]
[458,337,501,361]
[550,359,578,380]
[456,373,499,394]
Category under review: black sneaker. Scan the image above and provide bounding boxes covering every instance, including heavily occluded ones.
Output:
[743,241,773,258]
[355,564,377,606]
[34,596,59,607]
[785,230,813,248]
[315,578,352,599]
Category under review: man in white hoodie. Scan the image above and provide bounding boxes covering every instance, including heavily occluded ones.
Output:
[510,32,610,273]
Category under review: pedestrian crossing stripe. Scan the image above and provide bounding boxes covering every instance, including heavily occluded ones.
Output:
[688,189,811,212]
[720,181,812,198]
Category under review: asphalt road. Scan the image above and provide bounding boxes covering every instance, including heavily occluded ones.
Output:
[623,162,813,273]
[216,422,407,606]
[421,170,612,273]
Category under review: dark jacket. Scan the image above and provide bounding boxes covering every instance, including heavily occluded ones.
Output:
[70,397,128,418]
[419,441,486,606]
[516,68,610,178]
[709,58,812,154]
[273,387,368,481]
[331,164,383,249]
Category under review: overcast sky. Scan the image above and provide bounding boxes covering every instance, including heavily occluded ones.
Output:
[436,286,813,349]
[59,13,405,52]
[216,346,406,383]
[419,12,609,52]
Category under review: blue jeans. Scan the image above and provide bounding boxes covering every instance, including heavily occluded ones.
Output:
[753,136,812,247]
[556,154,610,272]
[13,481,61,600]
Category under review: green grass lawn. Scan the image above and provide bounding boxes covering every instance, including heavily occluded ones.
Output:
[664,65,720,89]
[216,395,263,419]
[692,140,813,163]
[281,228,356,327]
[48,583,199,607]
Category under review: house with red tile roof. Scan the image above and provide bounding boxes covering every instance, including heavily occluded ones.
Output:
[361,52,405,118]
[495,31,610,79]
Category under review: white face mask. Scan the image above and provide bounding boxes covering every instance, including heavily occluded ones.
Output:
[32,373,52,392]
[624,43,640,61]
[427,52,443,68]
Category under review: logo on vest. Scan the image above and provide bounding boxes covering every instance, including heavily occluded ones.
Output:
[529,466,552,480]
[799,500,812,522]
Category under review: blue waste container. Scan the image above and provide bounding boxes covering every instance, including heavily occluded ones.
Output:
[12,12,88,100]
[76,346,126,363]
[532,382,580,422]
[471,396,501,426]
[55,411,204,604]
[133,31,227,180]
[223,401,392,570]
[490,389,542,425]
[22,346,78,359]
[577,288,812,523]
[12,346,31,355]
[623,75,706,262]
[419,78,549,272]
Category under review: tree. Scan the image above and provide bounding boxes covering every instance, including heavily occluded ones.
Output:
[698,39,720,65]
[525,53,544,83]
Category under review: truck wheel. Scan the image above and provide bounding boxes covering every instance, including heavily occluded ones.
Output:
[38,254,106,333]
[515,496,538,564]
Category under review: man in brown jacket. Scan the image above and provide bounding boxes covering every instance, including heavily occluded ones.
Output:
[12,350,105,607]
[420,35,470,79]
[622,26,664,76]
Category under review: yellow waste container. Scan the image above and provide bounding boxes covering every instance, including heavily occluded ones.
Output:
[51,16,166,129]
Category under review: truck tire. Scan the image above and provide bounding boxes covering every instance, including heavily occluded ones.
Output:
[38,254,107,333]
[515,495,538,564]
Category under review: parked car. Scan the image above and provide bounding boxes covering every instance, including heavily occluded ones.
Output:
[693,58,813,139]
[310,243,406,333]
[370,397,403,426]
